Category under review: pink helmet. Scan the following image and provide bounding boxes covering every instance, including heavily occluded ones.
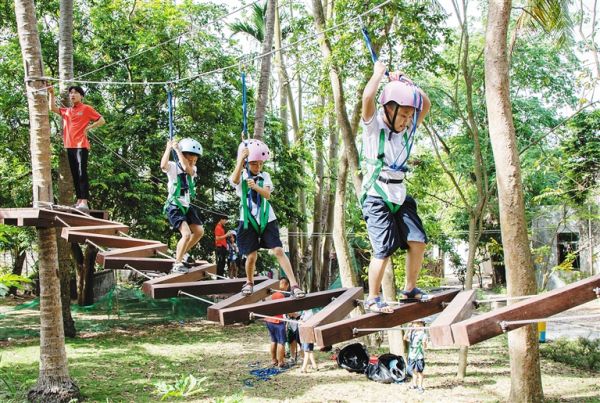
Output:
[378,81,422,111]
[238,139,271,162]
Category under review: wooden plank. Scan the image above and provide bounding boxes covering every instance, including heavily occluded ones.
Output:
[147,276,269,299]
[64,231,161,248]
[451,274,600,346]
[0,208,40,219]
[38,209,118,227]
[61,224,129,237]
[314,290,459,347]
[101,256,174,272]
[299,287,363,343]
[218,289,348,326]
[96,243,168,264]
[141,264,217,295]
[428,290,476,346]
[206,279,281,322]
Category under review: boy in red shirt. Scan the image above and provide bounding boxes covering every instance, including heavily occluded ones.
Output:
[48,86,105,210]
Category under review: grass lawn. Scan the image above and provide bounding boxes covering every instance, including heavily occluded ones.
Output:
[1,295,599,402]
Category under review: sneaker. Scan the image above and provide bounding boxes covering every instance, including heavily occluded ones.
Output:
[417,387,424,394]
[75,203,90,211]
[171,262,189,274]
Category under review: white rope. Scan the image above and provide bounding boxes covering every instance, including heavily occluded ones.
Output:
[353,326,429,335]
[36,0,394,87]
[123,264,152,279]
[209,273,229,280]
[249,312,300,324]
[500,313,600,332]
[178,290,215,305]
[476,295,534,304]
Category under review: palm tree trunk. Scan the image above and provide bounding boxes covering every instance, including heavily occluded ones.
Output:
[14,0,80,400]
[57,0,77,338]
[253,0,276,140]
[485,0,543,400]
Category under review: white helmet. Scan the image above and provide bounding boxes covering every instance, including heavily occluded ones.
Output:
[179,138,203,156]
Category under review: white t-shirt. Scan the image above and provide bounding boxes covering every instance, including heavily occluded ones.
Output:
[231,170,277,223]
[162,161,197,208]
[361,111,413,205]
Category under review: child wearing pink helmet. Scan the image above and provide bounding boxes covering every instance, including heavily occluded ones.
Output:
[361,61,431,313]
[229,139,305,298]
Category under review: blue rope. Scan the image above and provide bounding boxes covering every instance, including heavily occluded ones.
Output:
[361,25,388,77]
[242,71,248,138]
[167,88,179,163]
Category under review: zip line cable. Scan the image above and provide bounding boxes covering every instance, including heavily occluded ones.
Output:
[70,1,262,82]
[35,0,394,88]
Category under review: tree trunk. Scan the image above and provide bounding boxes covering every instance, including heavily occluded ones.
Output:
[485,0,543,400]
[321,99,338,290]
[332,154,359,287]
[83,246,97,306]
[311,0,361,197]
[310,97,326,292]
[382,259,406,356]
[55,0,77,338]
[9,249,27,295]
[14,0,80,399]
[253,0,276,140]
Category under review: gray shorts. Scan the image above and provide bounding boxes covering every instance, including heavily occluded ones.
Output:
[362,195,427,259]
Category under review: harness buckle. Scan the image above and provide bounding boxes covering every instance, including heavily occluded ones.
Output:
[377,175,403,185]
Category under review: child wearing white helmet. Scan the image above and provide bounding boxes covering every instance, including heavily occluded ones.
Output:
[160,138,205,273]
[229,139,305,298]
[360,60,431,313]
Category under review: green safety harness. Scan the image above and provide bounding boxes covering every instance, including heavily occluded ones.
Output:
[360,128,413,214]
[241,174,270,234]
[164,167,196,215]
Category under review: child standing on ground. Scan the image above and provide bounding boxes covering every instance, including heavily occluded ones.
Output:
[229,139,305,298]
[160,138,205,273]
[404,320,428,393]
[48,86,105,210]
[226,231,239,278]
[300,308,318,373]
[360,61,431,313]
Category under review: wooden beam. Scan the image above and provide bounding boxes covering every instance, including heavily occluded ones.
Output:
[428,290,476,346]
[61,224,129,237]
[63,231,161,248]
[313,290,459,347]
[206,279,281,322]
[299,287,363,343]
[38,209,118,227]
[96,243,168,264]
[218,289,348,325]
[101,257,174,272]
[147,277,269,299]
[451,274,600,346]
[141,264,217,295]
[0,208,40,220]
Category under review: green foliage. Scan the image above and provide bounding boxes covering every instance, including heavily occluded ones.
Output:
[540,337,600,371]
[0,273,31,297]
[153,374,208,400]
[391,253,442,291]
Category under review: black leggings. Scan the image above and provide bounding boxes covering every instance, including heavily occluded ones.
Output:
[67,148,89,199]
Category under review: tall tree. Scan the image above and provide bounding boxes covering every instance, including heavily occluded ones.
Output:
[56,0,76,338]
[253,0,277,139]
[485,0,543,400]
[14,0,80,400]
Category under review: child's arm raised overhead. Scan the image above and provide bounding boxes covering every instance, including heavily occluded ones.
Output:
[160,140,173,172]
[362,60,387,123]
[47,86,61,115]
[230,146,249,185]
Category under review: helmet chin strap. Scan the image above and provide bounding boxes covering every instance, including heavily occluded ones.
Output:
[384,103,401,139]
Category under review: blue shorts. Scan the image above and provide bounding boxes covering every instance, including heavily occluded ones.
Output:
[236,220,283,255]
[408,358,425,373]
[166,204,202,231]
[301,342,314,352]
[362,195,427,259]
[266,321,286,344]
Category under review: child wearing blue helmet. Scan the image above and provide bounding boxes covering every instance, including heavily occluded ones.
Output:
[160,138,205,273]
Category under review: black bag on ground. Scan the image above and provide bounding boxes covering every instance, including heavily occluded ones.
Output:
[366,353,408,383]
[337,343,370,373]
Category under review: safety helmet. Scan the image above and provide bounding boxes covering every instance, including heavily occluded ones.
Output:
[378,81,422,111]
[237,139,270,162]
[179,138,203,156]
